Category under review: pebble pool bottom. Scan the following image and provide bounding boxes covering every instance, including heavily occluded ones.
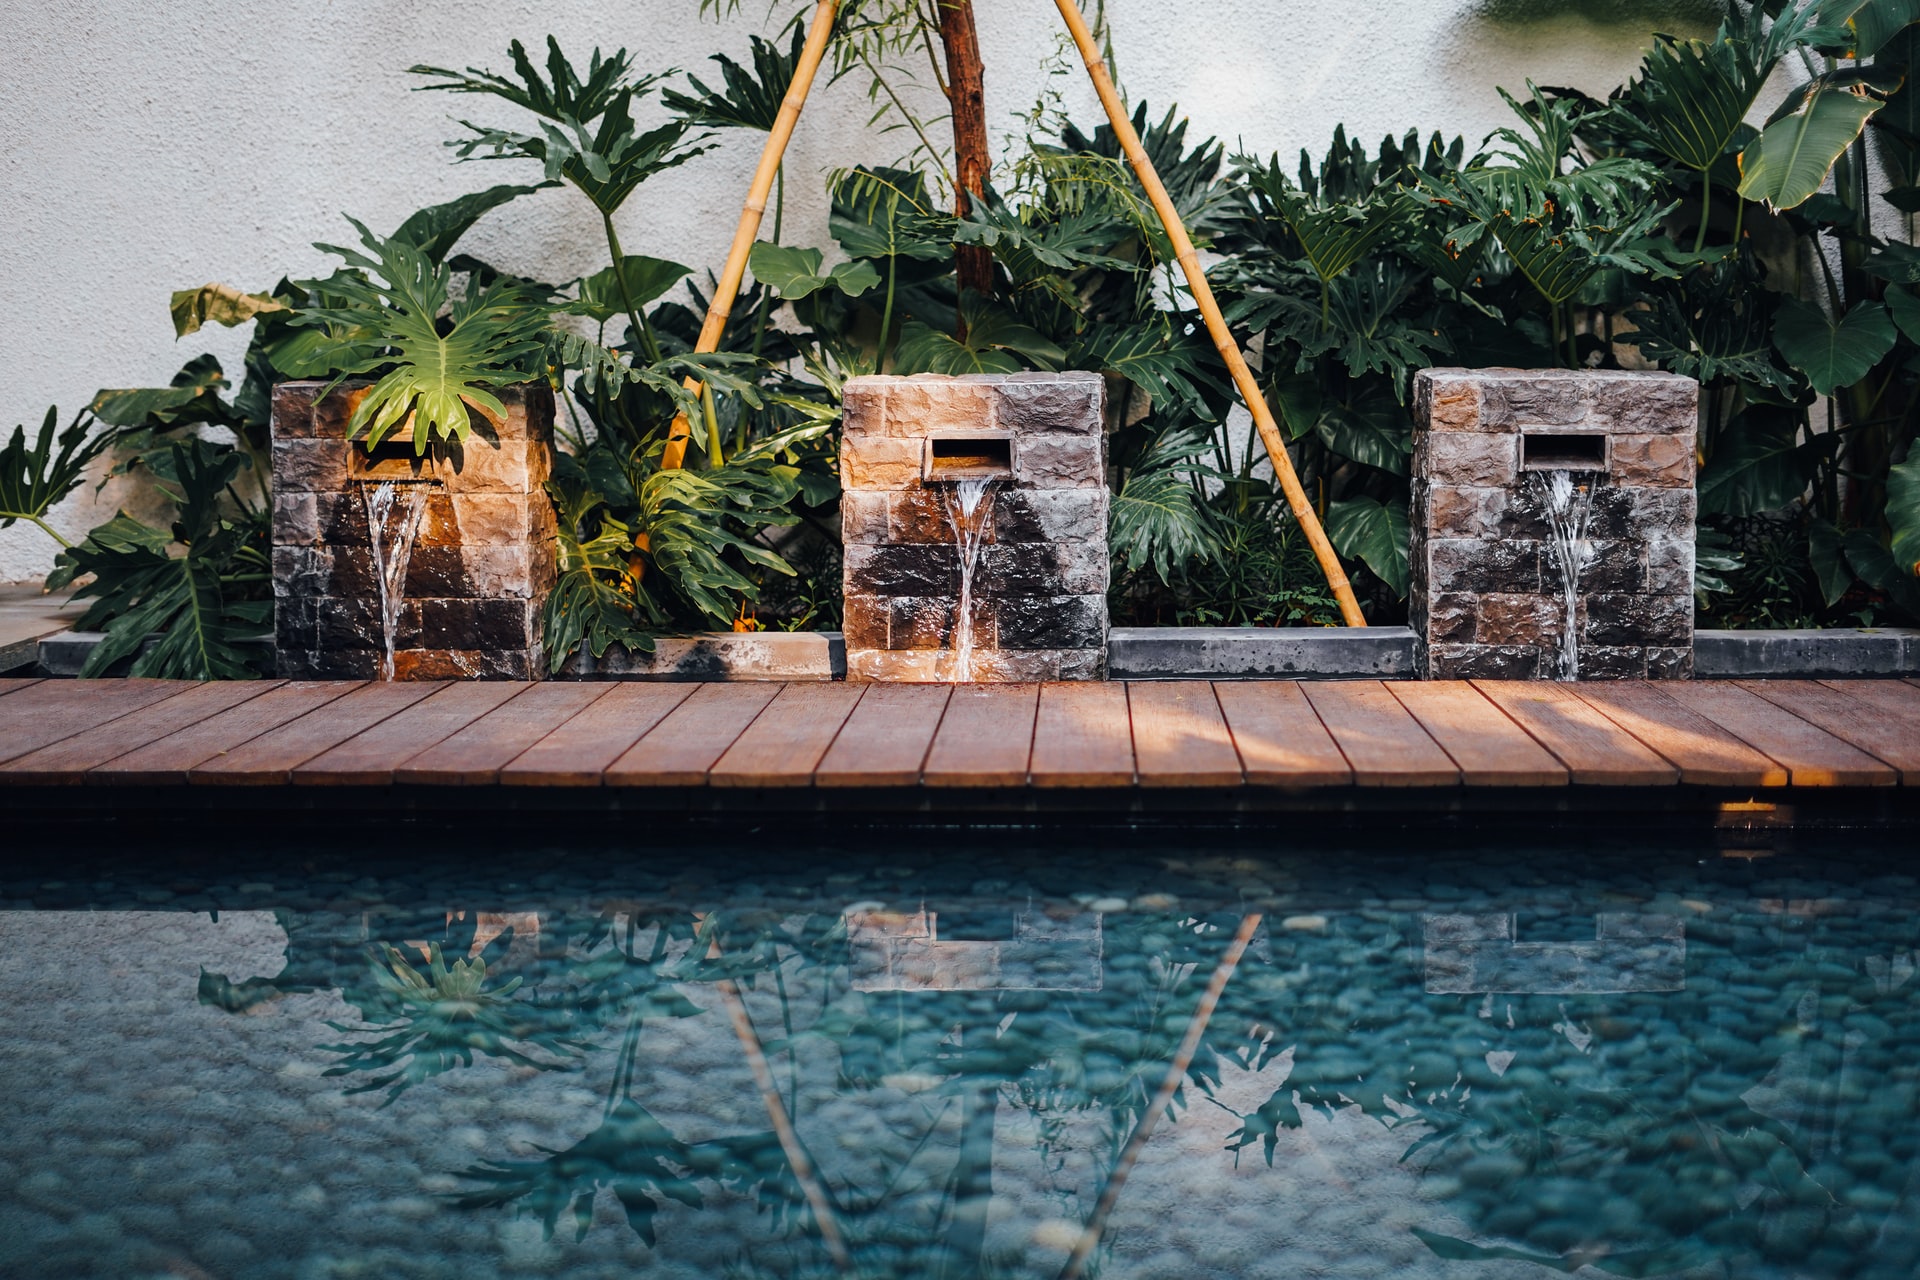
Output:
[2,829,1917,1279]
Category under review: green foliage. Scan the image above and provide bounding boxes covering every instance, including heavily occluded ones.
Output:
[46,440,272,680]
[1888,449,1920,576]
[1109,429,1224,584]
[1325,495,1411,596]
[662,26,802,132]
[1770,298,1896,396]
[746,242,880,300]
[1738,71,1895,210]
[0,407,110,548]
[292,219,553,452]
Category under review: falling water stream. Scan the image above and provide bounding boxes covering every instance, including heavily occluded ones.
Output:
[941,477,999,682]
[362,481,429,681]
[1536,470,1596,681]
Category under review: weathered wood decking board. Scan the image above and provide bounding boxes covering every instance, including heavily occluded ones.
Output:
[2,678,1916,810]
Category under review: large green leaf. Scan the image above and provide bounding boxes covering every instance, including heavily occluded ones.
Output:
[1847,0,1920,58]
[1737,78,1888,210]
[393,183,552,263]
[1326,495,1409,596]
[0,407,109,542]
[663,29,802,132]
[1771,298,1895,396]
[1624,30,1769,174]
[1697,414,1824,515]
[293,219,552,452]
[892,306,1065,376]
[168,284,288,338]
[1888,449,1920,578]
[1109,430,1223,584]
[572,255,693,325]
[745,242,879,301]
[828,168,952,262]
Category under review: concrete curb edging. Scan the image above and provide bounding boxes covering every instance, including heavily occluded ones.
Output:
[1106,626,1419,680]
[1693,629,1920,678]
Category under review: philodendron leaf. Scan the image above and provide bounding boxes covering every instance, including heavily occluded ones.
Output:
[1772,298,1895,396]
[393,183,552,263]
[1698,414,1824,515]
[1807,516,1855,605]
[1888,449,1920,578]
[1326,495,1409,597]
[169,285,287,338]
[746,242,880,301]
[574,255,693,324]
[1738,79,1887,210]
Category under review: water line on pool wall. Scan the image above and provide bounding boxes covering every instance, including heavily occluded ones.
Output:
[940,476,1000,682]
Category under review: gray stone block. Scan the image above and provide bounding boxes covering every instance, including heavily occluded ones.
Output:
[557,630,845,681]
[1694,628,1920,678]
[1106,626,1417,680]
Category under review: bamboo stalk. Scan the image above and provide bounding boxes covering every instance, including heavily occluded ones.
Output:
[662,0,840,470]
[1059,912,1264,1280]
[704,922,853,1271]
[1049,0,1366,626]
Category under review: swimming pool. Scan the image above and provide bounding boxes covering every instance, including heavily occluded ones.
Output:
[2,831,1915,1278]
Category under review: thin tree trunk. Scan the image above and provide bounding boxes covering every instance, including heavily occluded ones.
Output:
[938,0,993,331]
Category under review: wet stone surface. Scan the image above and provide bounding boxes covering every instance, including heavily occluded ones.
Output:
[2,832,1918,1279]
[270,382,557,681]
[840,372,1109,680]
[1410,369,1697,681]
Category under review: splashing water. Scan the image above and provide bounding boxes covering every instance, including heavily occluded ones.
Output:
[941,477,999,682]
[363,482,429,681]
[1537,470,1596,681]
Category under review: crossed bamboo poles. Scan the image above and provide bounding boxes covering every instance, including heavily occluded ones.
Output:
[655,0,1366,625]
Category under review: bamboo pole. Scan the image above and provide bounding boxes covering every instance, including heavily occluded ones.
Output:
[1059,913,1264,1280]
[662,0,840,470]
[703,922,853,1272]
[1049,0,1366,626]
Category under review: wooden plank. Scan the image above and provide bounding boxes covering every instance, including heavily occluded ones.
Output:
[0,678,195,765]
[393,682,612,785]
[1473,682,1677,786]
[1301,681,1458,786]
[708,683,865,787]
[293,682,526,785]
[1573,683,1787,788]
[1127,682,1243,787]
[499,684,696,787]
[1742,680,1920,783]
[1390,682,1567,787]
[815,683,953,787]
[190,681,444,785]
[1029,681,1134,787]
[1658,681,1895,787]
[604,682,782,786]
[0,678,44,697]
[0,680,283,784]
[89,682,363,784]
[1213,681,1351,787]
[922,683,1038,787]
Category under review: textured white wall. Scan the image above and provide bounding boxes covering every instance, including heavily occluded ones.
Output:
[0,0,1692,582]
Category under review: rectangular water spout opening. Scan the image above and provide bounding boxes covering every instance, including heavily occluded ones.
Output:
[1522,430,1607,472]
[925,434,1014,480]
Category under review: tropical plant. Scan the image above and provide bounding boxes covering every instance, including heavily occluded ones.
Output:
[0,406,111,549]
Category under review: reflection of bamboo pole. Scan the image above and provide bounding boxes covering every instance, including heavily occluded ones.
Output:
[662,0,840,471]
[1049,0,1365,627]
[705,925,853,1271]
[1059,913,1264,1280]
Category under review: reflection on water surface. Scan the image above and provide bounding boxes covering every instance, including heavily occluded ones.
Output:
[1,834,1917,1279]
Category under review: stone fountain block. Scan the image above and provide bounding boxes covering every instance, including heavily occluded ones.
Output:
[269,381,557,680]
[840,372,1108,681]
[1410,368,1697,680]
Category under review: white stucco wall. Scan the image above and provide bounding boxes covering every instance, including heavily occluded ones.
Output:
[0,0,1703,582]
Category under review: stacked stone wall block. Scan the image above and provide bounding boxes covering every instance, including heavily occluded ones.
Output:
[841,372,1108,681]
[1410,368,1698,680]
[269,380,557,680]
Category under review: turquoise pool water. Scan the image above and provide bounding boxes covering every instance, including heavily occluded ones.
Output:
[1,832,1916,1278]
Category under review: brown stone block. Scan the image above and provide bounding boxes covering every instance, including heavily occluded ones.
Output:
[1577,540,1647,593]
[1420,431,1517,488]
[1609,433,1694,488]
[1426,484,1535,540]
[993,372,1103,435]
[882,375,998,437]
[995,594,1106,650]
[411,598,539,650]
[845,648,945,682]
[979,543,1107,597]
[1420,379,1482,432]
[272,546,377,599]
[1494,374,1592,426]
[272,440,350,493]
[315,595,386,651]
[970,649,1066,681]
[841,381,889,437]
[279,647,381,680]
[1645,535,1694,596]
[988,489,1107,544]
[1425,643,1543,680]
[841,490,890,545]
[392,648,539,680]
[1427,537,1540,594]
[1589,372,1695,434]
[349,436,548,494]
[1576,645,1650,679]
[275,596,317,650]
[1013,435,1103,489]
[841,596,889,650]
[403,545,548,599]
[1585,593,1692,646]
[433,494,540,547]
[1646,646,1693,679]
[888,595,991,650]
[887,489,954,544]
[845,543,961,597]
[1418,591,1477,642]
[1055,648,1104,680]
[270,381,319,439]
[1474,593,1561,646]
[840,435,923,489]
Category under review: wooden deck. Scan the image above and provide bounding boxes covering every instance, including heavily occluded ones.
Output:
[2,676,1916,821]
